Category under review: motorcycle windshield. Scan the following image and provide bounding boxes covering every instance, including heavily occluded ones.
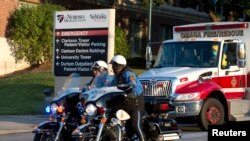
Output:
[55,73,82,99]
[93,73,115,88]
[62,73,82,90]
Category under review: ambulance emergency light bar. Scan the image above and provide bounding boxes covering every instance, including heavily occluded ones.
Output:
[175,23,248,32]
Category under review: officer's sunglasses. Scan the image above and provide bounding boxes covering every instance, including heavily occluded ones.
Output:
[92,67,99,71]
[111,62,119,66]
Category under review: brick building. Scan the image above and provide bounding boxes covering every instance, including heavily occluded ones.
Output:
[0,0,44,76]
[0,0,18,37]
[0,0,28,76]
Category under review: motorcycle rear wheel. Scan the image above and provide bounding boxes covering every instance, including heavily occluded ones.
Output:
[100,127,117,141]
[74,126,116,141]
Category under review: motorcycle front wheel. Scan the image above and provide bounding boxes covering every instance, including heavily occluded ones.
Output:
[34,133,65,141]
[33,133,56,141]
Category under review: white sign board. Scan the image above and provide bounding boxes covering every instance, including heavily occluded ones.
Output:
[53,9,115,76]
[55,9,109,29]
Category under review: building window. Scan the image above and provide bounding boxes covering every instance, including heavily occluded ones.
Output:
[129,19,143,57]
[159,24,173,41]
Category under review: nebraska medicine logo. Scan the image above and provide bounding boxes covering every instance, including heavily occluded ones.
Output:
[57,15,64,23]
[90,13,107,22]
[57,14,86,23]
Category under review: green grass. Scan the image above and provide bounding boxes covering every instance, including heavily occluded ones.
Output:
[0,68,145,115]
[0,70,54,115]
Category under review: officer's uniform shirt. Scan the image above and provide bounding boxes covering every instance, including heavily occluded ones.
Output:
[113,67,143,96]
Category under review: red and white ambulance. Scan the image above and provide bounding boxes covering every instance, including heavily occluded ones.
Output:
[139,22,250,130]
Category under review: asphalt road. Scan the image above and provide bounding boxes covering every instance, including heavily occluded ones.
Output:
[0,129,208,141]
[0,115,208,141]
[1,115,250,141]
[0,115,47,135]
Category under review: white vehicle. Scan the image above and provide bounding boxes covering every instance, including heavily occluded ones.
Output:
[139,22,250,130]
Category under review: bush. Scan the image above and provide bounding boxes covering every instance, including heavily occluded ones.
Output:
[115,26,130,58]
[6,3,66,66]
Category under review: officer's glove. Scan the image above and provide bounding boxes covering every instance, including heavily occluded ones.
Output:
[126,92,136,99]
[76,102,85,115]
[117,83,134,93]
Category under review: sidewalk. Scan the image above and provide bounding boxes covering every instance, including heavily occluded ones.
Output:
[0,115,48,135]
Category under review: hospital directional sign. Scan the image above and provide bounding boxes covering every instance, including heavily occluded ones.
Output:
[53,9,114,76]
[54,29,108,76]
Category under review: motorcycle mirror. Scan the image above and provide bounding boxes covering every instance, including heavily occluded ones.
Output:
[43,88,52,97]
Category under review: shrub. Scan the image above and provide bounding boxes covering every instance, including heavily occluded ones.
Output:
[115,26,130,58]
[6,3,66,66]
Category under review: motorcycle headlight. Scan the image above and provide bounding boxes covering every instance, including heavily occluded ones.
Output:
[51,103,58,114]
[85,104,97,116]
[50,103,64,114]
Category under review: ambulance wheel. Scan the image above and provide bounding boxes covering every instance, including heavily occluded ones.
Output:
[197,98,224,131]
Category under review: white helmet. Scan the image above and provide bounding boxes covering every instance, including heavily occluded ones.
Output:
[110,55,127,65]
[91,60,108,71]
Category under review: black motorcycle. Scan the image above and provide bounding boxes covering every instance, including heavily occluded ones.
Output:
[72,82,181,141]
[32,73,84,141]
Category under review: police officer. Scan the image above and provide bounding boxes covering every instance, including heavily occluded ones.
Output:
[87,60,112,88]
[110,55,145,141]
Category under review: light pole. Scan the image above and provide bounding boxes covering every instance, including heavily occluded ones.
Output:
[147,0,152,46]
[146,0,153,69]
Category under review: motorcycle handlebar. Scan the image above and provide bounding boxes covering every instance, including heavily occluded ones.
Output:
[117,83,134,93]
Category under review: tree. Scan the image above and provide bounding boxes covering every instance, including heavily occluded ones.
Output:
[196,0,220,22]
[115,26,130,58]
[6,3,66,66]
[173,0,250,22]
[142,0,168,6]
[112,0,169,7]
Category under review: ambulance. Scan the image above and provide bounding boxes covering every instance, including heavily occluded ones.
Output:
[139,22,250,130]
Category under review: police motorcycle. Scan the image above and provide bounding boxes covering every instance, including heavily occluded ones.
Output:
[32,73,86,141]
[72,79,181,141]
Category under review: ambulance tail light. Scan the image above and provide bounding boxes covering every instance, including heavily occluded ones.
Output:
[175,23,248,32]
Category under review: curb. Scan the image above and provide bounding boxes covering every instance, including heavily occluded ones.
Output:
[0,130,32,135]
[0,115,48,135]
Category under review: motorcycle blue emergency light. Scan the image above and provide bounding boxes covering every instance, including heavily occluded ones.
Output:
[45,105,51,113]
